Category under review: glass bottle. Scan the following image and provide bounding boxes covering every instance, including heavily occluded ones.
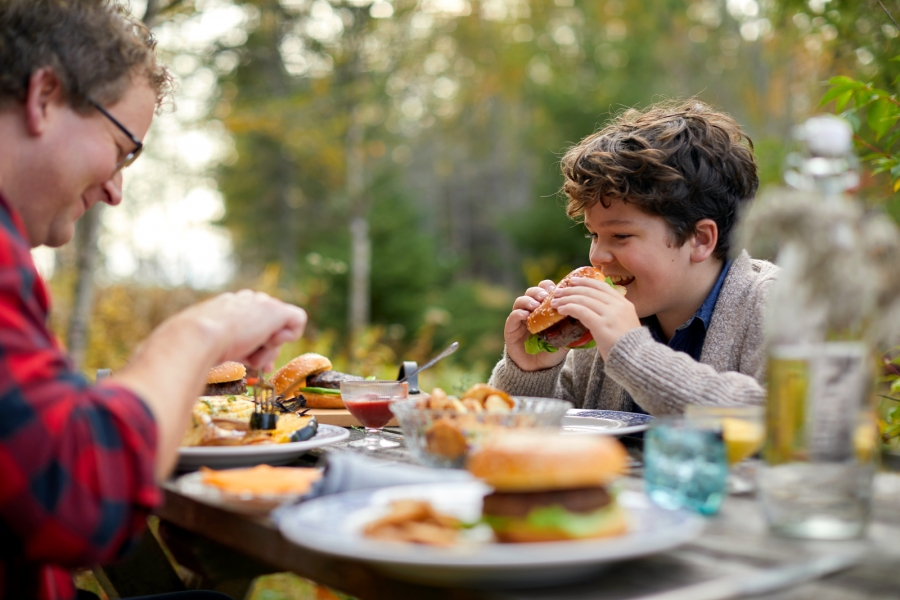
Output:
[756,116,877,540]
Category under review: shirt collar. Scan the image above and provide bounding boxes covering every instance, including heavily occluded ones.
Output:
[676,259,732,332]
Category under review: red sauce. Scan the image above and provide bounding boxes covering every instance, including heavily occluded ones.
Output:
[344,395,398,428]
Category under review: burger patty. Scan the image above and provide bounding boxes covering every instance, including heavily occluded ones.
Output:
[203,378,247,396]
[306,370,366,389]
[482,486,612,517]
[538,317,590,349]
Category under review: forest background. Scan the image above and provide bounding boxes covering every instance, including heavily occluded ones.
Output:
[41,0,900,396]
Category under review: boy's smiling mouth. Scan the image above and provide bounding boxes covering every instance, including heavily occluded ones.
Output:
[607,274,635,286]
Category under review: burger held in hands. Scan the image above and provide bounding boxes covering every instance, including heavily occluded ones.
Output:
[525,266,627,355]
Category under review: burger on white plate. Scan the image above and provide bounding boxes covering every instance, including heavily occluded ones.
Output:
[467,431,629,542]
[203,361,248,396]
[271,353,365,409]
[524,266,626,355]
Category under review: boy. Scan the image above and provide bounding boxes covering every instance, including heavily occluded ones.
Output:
[489,100,777,415]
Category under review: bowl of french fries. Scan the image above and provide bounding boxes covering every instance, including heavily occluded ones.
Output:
[390,384,572,469]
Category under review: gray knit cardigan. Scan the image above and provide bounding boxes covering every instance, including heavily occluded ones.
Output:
[488,251,780,416]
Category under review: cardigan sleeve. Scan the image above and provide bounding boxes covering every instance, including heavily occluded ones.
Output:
[604,327,765,415]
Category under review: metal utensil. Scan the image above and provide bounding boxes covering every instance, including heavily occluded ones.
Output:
[633,548,864,600]
[397,341,459,384]
[251,369,279,430]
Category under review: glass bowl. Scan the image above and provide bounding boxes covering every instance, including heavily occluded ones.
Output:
[390,396,572,468]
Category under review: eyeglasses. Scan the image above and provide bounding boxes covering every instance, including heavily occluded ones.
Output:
[88,99,143,172]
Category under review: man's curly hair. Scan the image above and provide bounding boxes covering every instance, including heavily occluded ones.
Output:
[561,100,758,259]
[0,0,174,113]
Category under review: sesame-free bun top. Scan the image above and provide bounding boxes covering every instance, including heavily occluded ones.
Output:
[271,353,333,397]
[207,361,247,384]
[526,267,612,335]
[467,431,628,492]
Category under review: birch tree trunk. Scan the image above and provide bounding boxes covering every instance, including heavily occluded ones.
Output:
[347,117,369,334]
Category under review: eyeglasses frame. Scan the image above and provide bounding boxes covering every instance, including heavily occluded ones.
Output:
[87,99,143,172]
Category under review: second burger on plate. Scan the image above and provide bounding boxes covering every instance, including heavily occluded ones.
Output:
[271,353,365,408]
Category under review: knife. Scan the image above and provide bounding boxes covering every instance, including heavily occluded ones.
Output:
[633,549,865,600]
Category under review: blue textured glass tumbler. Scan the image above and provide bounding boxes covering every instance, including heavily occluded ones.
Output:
[644,417,728,516]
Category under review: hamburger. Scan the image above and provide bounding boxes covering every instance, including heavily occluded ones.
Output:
[271,353,365,408]
[467,431,629,542]
[204,361,247,396]
[524,266,626,355]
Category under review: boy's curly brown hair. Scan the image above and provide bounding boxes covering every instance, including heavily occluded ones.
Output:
[0,0,174,113]
[561,100,758,259]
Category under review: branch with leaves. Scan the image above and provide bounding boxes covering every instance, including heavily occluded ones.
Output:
[821,67,900,192]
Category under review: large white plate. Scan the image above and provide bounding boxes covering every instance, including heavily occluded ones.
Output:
[277,481,703,587]
[178,424,349,470]
[562,409,654,436]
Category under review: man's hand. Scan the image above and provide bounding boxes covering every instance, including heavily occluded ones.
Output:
[172,290,308,372]
[504,280,569,372]
[550,277,641,360]
[113,289,307,480]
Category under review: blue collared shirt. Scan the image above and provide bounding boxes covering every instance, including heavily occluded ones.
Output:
[624,260,732,415]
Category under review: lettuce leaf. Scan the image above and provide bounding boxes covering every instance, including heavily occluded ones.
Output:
[525,333,558,355]
[524,334,596,354]
[483,502,623,537]
[605,276,615,287]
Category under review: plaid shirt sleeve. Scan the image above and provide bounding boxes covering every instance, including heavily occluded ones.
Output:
[0,196,160,600]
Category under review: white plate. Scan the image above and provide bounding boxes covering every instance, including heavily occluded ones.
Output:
[277,481,704,587]
[177,424,349,470]
[561,409,654,436]
[175,469,321,515]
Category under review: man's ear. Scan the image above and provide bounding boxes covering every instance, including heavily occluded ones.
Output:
[24,67,66,136]
[689,219,718,263]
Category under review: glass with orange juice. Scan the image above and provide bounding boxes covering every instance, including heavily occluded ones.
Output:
[684,405,765,493]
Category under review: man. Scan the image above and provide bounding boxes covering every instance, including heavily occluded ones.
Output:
[0,2,308,598]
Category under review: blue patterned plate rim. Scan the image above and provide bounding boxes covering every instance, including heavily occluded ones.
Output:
[562,409,654,435]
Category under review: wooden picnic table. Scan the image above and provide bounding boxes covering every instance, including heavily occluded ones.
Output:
[100,428,900,599]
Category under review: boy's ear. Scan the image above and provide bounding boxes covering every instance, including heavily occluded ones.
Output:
[24,67,66,136]
[689,219,718,263]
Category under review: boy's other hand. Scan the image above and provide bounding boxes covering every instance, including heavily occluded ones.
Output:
[504,280,569,372]
[550,277,641,361]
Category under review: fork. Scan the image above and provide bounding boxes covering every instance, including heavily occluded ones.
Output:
[250,369,279,430]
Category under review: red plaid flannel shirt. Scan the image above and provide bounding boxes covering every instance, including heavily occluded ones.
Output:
[0,194,160,599]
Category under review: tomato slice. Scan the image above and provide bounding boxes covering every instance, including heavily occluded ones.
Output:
[567,331,594,348]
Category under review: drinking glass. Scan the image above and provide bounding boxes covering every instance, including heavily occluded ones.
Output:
[643,417,728,516]
[340,380,408,451]
[684,405,765,494]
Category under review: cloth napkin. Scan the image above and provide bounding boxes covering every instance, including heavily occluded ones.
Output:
[304,451,475,499]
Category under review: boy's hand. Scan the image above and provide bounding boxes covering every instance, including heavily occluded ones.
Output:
[504,280,569,372]
[550,277,641,360]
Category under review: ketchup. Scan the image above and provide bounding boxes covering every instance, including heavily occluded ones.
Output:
[343,394,399,428]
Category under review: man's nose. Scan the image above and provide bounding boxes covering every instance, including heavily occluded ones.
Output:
[102,172,123,206]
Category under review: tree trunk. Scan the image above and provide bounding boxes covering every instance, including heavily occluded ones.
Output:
[66,205,103,369]
[346,117,369,334]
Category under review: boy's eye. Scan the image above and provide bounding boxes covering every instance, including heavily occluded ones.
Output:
[613,234,632,240]
[584,232,598,240]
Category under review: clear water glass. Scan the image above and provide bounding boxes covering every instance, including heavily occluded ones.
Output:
[684,405,765,494]
[643,417,728,516]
